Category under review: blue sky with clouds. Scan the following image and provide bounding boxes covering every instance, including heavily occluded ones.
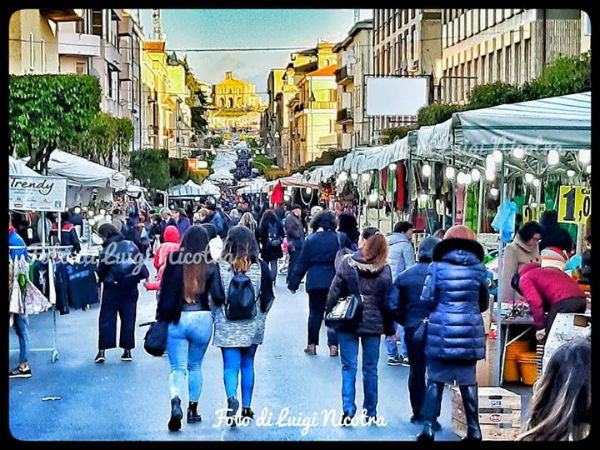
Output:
[140,9,373,100]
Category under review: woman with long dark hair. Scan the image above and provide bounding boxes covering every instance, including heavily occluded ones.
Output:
[517,338,590,441]
[95,224,149,364]
[288,211,340,356]
[212,226,274,425]
[257,209,285,286]
[326,228,396,423]
[157,226,222,432]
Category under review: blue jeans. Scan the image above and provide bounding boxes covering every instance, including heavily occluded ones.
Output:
[337,332,381,417]
[12,314,30,363]
[221,345,258,408]
[385,322,407,358]
[167,311,213,402]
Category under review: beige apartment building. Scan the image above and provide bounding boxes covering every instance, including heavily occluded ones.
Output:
[9,9,83,75]
[334,19,373,151]
[372,9,442,142]
[440,9,583,104]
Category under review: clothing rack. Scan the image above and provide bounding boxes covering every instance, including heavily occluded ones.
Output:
[9,245,73,363]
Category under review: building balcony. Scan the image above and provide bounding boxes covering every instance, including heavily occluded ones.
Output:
[337,108,353,124]
[41,9,84,22]
[120,61,131,81]
[58,32,101,57]
[308,101,337,110]
[335,65,354,85]
[103,40,121,70]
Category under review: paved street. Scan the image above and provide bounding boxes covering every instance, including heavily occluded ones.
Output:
[9,261,530,441]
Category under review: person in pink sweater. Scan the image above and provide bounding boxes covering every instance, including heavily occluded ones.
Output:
[145,225,181,292]
[518,247,586,341]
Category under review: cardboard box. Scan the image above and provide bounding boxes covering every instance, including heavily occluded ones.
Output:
[451,386,521,440]
[476,336,498,387]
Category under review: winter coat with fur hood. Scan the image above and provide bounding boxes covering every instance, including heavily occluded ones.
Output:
[326,251,396,336]
[420,238,489,361]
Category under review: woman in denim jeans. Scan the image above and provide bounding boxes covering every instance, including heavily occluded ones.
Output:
[211,226,274,426]
[157,226,223,432]
[326,228,396,424]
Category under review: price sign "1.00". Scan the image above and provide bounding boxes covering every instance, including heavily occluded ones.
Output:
[558,186,591,225]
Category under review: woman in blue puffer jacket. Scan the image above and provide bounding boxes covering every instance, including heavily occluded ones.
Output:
[416,225,489,442]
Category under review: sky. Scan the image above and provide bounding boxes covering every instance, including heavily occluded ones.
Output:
[140,9,373,101]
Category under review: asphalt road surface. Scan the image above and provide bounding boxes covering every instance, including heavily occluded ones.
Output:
[9,260,530,441]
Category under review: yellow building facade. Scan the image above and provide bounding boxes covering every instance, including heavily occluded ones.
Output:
[142,40,171,151]
[213,71,262,109]
[209,71,266,133]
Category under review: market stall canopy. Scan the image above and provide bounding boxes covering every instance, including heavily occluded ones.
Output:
[451,91,591,152]
[10,156,81,187]
[411,118,453,156]
[27,150,127,189]
[306,165,334,184]
[237,177,267,194]
[168,179,217,198]
[267,173,319,189]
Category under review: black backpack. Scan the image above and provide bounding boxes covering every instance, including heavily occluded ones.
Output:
[267,224,282,247]
[225,272,257,320]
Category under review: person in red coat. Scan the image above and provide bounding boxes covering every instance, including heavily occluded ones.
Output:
[517,247,586,341]
[145,225,181,293]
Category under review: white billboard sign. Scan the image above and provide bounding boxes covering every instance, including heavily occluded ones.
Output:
[9,175,68,212]
[366,76,429,117]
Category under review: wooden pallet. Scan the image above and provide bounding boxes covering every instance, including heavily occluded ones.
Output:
[452,418,521,441]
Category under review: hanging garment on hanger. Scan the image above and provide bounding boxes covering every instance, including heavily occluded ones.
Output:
[492,197,518,243]
[53,260,71,315]
[434,162,443,195]
[381,168,388,202]
[396,162,406,211]
[47,258,56,305]
[436,198,446,217]
[455,186,466,225]
[441,169,450,195]
[31,259,49,299]
[465,184,479,233]
[66,262,99,309]
[410,162,418,202]
[9,255,28,315]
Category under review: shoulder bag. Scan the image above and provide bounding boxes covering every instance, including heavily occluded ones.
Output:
[142,320,169,356]
[325,259,363,324]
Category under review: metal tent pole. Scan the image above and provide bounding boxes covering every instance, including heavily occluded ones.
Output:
[477,176,485,234]
[494,155,507,386]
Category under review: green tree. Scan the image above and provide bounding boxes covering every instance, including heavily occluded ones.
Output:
[130,149,171,190]
[417,103,463,126]
[466,82,524,110]
[114,118,134,170]
[9,74,101,172]
[381,126,417,144]
[180,56,209,134]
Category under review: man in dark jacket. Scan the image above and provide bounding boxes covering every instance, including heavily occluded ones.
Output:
[288,211,339,356]
[60,212,81,253]
[159,207,176,243]
[392,237,441,427]
[285,204,305,284]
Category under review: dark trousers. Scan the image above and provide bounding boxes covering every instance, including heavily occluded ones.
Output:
[546,297,587,335]
[405,326,427,418]
[98,284,139,350]
[287,249,301,283]
[307,289,338,347]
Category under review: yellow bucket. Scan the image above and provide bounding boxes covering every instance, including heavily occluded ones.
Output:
[519,352,539,385]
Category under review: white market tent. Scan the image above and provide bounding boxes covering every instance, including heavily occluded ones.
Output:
[169,179,218,198]
[9,156,45,177]
[42,150,127,190]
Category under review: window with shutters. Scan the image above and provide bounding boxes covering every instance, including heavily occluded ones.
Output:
[482,54,487,83]
[473,9,479,34]
[92,9,103,36]
[29,33,34,71]
[488,9,495,27]
[480,9,487,30]
[496,9,503,24]
[40,39,46,72]
[496,49,501,82]
[488,51,494,82]
[76,62,86,75]
[505,48,510,83]
[442,23,447,48]
[411,9,415,19]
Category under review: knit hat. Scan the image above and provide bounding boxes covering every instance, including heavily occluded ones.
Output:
[541,246,567,270]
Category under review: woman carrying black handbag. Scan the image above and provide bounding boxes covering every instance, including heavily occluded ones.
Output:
[325,227,396,425]
[416,225,489,442]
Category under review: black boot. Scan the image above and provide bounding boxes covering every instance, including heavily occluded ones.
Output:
[416,381,444,441]
[460,384,482,441]
[187,401,201,424]
[241,407,254,420]
[168,396,183,431]
[226,396,239,427]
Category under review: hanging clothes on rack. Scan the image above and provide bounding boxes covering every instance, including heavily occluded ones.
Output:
[455,186,466,225]
[396,162,406,211]
[10,254,51,315]
[464,184,479,233]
